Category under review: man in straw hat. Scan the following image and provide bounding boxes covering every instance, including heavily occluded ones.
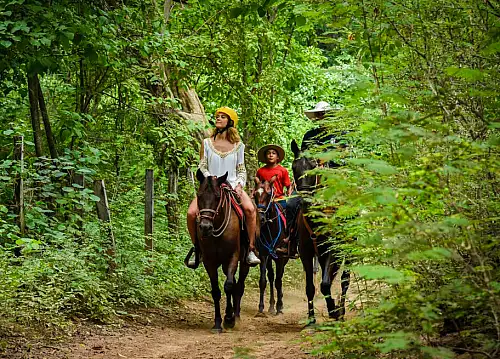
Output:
[286,101,348,255]
[302,101,347,159]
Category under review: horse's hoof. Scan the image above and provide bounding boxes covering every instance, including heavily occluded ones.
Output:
[268,308,276,315]
[276,310,284,315]
[255,311,266,318]
[223,316,236,329]
[211,326,223,334]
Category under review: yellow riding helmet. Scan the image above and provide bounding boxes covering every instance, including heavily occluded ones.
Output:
[215,107,238,127]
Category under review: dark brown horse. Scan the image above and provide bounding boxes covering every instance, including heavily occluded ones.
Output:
[195,170,250,333]
[254,177,289,315]
[290,139,350,324]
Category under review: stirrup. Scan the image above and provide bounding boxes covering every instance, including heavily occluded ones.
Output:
[184,247,201,269]
[276,247,288,254]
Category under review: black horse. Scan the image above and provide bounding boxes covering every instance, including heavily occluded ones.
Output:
[195,170,250,332]
[290,139,350,324]
[254,176,289,315]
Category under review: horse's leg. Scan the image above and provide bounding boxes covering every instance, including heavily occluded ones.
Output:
[223,255,238,329]
[320,251,338,319]
[267,258,276,314]
[234,262,250,320]
[338,267,350,320]
[206,264,222,333]
[275,258,288,314]
[258,255,267,313]
[301,254,316,324]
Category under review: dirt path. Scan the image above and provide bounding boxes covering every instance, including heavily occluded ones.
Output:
[15,284,346,359]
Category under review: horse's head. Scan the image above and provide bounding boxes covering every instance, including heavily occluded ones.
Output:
[291,139,317,192]
[254,176,277,224]
[196,169,228,237]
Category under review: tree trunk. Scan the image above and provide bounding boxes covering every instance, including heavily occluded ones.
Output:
[35,74,58,159]
[27,74,43,157]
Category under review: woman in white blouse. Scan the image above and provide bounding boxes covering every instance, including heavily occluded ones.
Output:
[186,107,260,266]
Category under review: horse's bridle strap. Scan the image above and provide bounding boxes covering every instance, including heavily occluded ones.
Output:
[199,208,217,220]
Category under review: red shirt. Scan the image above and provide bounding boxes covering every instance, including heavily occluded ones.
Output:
[256,165,291,199]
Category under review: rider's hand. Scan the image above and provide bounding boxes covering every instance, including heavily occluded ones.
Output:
[235,183,243,196]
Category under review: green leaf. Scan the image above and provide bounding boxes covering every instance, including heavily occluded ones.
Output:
[62,186,74,192]
[365,162,398,175]
[295,15,306,27]
[374,331,413,353]
[0,40,12,48]
[11,21,30,33]
[230,6,244,18]
[352,265,407,284]
[445,67,485,81]
[407,247,452,261]
[89,194,101,202]
[442,216,469,227]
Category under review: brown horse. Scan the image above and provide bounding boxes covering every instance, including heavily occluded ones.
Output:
[195,170,250,333]
[254,177,289,315]
[290,139,350,324]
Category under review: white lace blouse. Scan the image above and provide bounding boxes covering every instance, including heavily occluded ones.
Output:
[199,138,247,189]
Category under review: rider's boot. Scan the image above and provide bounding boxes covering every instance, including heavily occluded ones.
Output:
[246,250,261,266]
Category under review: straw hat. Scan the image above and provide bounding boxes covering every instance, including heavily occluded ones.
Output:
[304,101,331,119]
[257,144,285,163]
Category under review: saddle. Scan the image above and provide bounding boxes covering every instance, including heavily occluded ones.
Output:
[220,183,245,227]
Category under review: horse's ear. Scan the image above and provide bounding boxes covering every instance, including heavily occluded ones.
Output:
[217,171,228,185]
[269,175,278,185]
[291,140,300,159]
[196,169,205,184]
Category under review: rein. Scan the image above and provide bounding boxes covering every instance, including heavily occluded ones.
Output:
[198,184,233,237]
[257,188,284,258]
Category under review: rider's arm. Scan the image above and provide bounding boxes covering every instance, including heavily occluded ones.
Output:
[235,143,247,189]
[198,139,210,177]
[283,168,293,196]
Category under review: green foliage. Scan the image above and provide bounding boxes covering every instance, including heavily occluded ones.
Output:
[1,1,498,358]
[303,0,500,357]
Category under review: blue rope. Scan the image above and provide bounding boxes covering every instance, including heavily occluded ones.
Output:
[258,203,283,258]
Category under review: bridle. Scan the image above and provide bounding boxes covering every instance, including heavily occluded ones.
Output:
[256,187,277,223]
[294,157,319,194]
[198,184,233,238]
[256,186,285,258]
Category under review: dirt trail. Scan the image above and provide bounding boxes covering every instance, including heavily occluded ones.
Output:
[15,284,347,359]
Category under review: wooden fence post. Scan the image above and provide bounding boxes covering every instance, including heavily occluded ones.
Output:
[144,169,154,251]
[93,180,115,272]
[13,136,25,235]
[73,173,85,234]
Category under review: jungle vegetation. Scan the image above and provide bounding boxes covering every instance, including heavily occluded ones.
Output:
[0,0,499,357]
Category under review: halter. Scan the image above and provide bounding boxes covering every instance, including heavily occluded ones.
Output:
[295,173,319,193]
[257,187,276,219]
[294,157,319,193]
[198,184,232,238]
